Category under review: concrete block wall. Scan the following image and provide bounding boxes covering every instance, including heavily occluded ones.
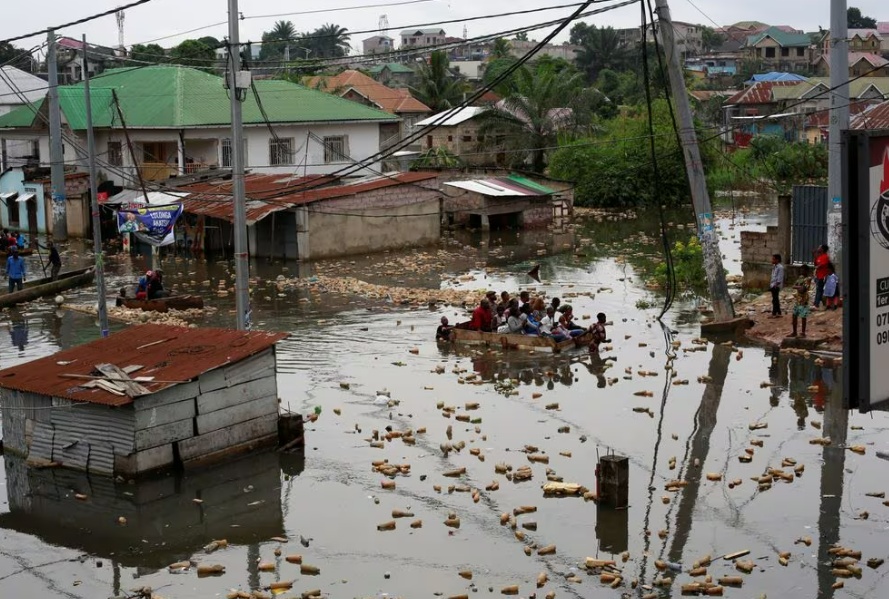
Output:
[741,226,782,265]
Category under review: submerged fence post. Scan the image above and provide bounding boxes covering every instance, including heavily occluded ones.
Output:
[597,454,629,509]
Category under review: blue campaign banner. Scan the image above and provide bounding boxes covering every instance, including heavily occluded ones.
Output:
[117,203,183,246]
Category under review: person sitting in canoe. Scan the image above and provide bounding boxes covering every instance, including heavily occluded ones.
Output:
[135,270,152,300]
[557,304,585,337]
[147,270,170,299]
[539,306,568,342]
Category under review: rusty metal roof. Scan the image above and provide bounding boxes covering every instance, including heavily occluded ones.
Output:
[178,172,440,223]
[724,81,803,106]
[0,325,288,407]
[852,99,889,130]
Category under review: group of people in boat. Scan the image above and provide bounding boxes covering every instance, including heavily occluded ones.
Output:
[117,269,169,304]
[0,229,27,252]
[438,290,609,354]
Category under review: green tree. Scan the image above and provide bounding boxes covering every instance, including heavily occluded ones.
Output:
[482,56,520,95]
[169,39,216,67]
[847,7,877,28]
[130,43,166,63]
[549,99,719,207]
[410,51,467,111]
[259,20,296,61]
[700,26,726,53]
[310,23,351,58]
[0,42,33,71]
[197,36,221,50]
[514,32,529,42]
[490,38,512,60]
[573,25,631,82]
[410,147,463,169]
[476,63,591,173]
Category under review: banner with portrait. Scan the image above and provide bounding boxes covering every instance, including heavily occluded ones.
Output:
[117,203,183,246]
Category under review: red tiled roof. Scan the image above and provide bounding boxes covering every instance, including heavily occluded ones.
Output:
[851,100,889,130]
[0,325,288,406]
[724,80,803,105]
[305,70,431,115]
[179,172,441,223]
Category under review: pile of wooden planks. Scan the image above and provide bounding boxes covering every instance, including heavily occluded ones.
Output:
[62,364,156,397]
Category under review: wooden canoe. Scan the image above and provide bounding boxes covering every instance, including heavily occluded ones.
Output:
[0,248,34,257]
[450,327,594,353]
[118,294,204,312]
[0,267,95,308]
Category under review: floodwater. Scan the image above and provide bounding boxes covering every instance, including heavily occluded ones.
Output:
[1,199,887,599]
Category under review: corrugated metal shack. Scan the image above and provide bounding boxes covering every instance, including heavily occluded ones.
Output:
[0,324,288,476]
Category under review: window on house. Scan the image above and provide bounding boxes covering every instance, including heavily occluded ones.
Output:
[427,135,433,149]
[781,47,789,57]
[220,138,248,168]
[108,141,123,167]
[323,135,349,163]
[796,47,805,57]
[269,137,294,166]
[765,47,776,58]
[7,198,18,227]
[462,135,472,142]
[447,135,453,142]
[30,140,40,160]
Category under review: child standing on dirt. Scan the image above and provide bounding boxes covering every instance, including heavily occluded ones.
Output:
[790,265,811,338]
[823,263,839,310]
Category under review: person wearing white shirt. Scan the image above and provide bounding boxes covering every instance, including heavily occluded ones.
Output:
[769,253,785,317]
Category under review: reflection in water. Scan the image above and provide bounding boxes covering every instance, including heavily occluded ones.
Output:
[0,451,298,569]
[667,344,733,565]
[819,361,847,599]
[9,312,28,352]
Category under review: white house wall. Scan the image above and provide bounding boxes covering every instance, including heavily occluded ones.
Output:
[89,123,383,187]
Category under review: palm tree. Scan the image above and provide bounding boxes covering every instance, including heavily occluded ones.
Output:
[410,51,467,112]
[490,38,512,60]
[477,63,588,173]
[271,20,296,41]
[311,23,351,58]
[574,26,631,82]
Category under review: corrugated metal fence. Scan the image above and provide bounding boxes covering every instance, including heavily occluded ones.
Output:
[791,185,827,263]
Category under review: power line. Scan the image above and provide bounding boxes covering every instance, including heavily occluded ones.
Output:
[0,0,155,45]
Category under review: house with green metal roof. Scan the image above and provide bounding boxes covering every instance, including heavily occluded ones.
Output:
[743,27,814,73]
[367,62,416,87]
[0,65,399,195]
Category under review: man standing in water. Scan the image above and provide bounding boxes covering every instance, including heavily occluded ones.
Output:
[589,313,608,354]
[5,247,25,292]
[48,241,62,281]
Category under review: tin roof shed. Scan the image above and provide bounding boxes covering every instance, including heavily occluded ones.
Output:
[0,324,288,407]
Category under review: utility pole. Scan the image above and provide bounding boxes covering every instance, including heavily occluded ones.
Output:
[827,0,849,280]
[47,30,68,241]
[654,0,735,323]
[228,0,251,330]
[82,35,109,337]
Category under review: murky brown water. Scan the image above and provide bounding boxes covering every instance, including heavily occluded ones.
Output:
[2,200,886,599]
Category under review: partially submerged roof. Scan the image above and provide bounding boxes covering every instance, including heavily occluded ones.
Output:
[415,106,487,127]
[0,324,288,407]
[444,175,556,197]
[178,172,440,223]
[0,65,399,130]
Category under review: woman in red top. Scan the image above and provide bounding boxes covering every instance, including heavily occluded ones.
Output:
[469,299,494,332]
[813,244,830,308]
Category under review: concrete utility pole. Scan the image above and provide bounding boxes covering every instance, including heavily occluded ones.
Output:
[654,0,735,323]
[227,0,251,330]
[827,0,849,280]
[82,35,109,337]
[47,30,68,241]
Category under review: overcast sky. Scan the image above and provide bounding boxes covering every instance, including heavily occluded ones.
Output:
[3,0,887,54]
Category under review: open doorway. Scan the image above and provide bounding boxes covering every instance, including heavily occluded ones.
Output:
[488,212,521,230]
